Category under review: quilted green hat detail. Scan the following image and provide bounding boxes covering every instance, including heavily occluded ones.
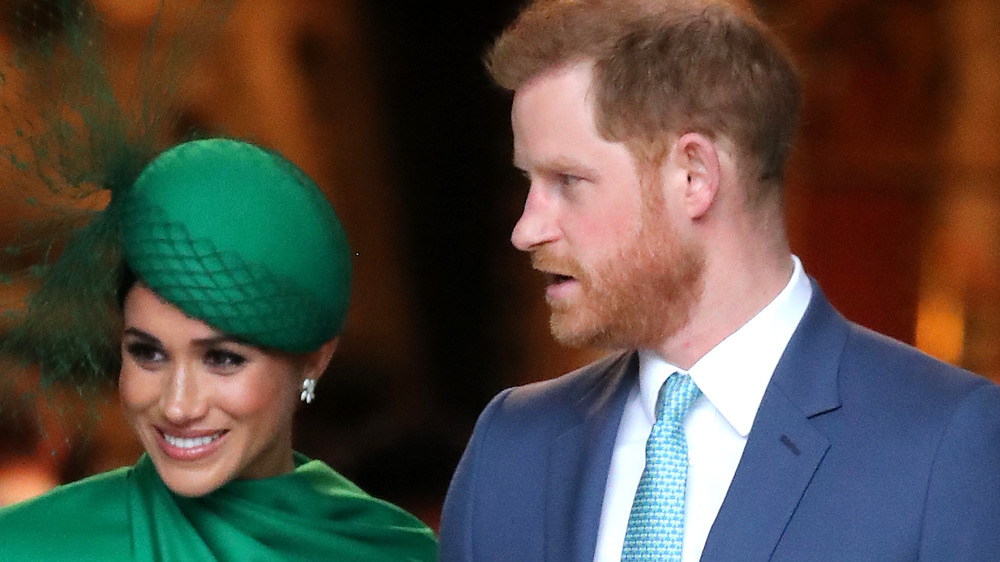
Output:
[121,139,351,352]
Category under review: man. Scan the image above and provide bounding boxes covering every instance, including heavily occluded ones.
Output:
[440,0,1000,561]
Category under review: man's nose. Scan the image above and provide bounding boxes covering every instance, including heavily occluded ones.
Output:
[511,187,559,251]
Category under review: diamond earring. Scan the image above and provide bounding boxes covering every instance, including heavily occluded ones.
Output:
[300,378,317,404]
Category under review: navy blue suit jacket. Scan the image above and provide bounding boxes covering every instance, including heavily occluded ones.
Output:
[440,284,1000,561]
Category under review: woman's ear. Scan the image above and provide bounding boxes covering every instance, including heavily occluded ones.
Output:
[671,132,721,220]
[302,337,339,382]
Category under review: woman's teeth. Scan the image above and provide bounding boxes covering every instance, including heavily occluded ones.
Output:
[164,432,222,449]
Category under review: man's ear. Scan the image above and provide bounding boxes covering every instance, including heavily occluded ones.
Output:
[671,132,721,220]
[302,337,339,382]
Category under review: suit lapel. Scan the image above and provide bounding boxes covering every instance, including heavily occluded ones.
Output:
[699,387,831,560]
[545,352,638,562]
[701,282,847,560]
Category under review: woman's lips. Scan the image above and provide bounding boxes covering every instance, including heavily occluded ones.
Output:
[155,429,228,462]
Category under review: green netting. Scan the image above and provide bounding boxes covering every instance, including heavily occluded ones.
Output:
[0,0,230,416]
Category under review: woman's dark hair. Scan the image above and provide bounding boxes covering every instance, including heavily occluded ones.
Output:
[117,266,138,310]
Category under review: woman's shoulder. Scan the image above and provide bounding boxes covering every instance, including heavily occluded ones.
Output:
[214,456,439,561]
[0,466,134,560]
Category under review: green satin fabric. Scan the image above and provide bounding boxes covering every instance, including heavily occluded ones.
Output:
[0,454,438,561]
[0,465,133,560]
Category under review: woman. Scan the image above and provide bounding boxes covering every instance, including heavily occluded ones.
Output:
[0,138,438,560]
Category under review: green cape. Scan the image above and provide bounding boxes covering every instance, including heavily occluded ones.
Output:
[0,453,437,561]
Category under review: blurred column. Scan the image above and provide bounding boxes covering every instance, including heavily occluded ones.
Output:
[760,0,945,344]
[915,0,1000,381]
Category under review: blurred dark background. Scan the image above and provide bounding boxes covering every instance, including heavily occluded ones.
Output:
[1,0,998,528]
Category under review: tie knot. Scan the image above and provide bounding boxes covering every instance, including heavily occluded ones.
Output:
[655,373,701,424]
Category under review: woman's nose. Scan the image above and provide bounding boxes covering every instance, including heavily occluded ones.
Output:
[162,366,207,425]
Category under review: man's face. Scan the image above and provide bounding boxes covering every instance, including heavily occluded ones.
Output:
[510,62,704,350]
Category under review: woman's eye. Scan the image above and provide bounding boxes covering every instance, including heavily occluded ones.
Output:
[204,349,247,371]
[124,342,165,365]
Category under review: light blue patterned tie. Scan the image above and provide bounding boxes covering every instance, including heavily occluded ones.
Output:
[622,372,702,561]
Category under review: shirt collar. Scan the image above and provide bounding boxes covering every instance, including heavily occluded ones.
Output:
[637,256,812,436]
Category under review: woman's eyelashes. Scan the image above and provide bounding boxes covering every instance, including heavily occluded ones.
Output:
[203,348,248,371]
[123,339,248,373]
[124,341,166,366]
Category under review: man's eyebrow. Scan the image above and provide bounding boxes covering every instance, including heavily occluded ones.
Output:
[542,158,600,180]
[514,155,598,176]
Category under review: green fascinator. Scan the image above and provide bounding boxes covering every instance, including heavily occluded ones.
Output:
[123,138,352,353]
[0,3,346,395]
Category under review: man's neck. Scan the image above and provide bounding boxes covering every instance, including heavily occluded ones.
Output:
[656,250,795,370]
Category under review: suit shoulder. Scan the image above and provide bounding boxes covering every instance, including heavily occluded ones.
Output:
[843,322,996,398]
[467,352,634,444]
[836,323,1000,440]
[441,353,633,559]
[492,352,634,416]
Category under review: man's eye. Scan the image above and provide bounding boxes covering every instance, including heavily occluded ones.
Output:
[557,173,582,186]
[125,342,165,365]
[204,349,247,371]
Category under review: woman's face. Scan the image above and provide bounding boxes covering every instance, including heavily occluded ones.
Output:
[119,285,332,497]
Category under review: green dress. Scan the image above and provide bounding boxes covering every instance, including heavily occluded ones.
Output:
[0,453,438,561]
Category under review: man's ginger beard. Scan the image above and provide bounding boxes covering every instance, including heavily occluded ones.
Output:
[531,185,705,350]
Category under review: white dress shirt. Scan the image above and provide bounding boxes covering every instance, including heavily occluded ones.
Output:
[593,256,812,562]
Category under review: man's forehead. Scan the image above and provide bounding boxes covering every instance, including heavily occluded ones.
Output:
[515,59,597,98]
[511,63,599,133]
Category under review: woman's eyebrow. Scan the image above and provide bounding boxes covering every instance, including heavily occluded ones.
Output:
[123,329,246,348]
[191,335,245,347]
[122,327,161,345]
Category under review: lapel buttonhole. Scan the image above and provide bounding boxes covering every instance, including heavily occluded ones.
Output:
[780,434,801,456]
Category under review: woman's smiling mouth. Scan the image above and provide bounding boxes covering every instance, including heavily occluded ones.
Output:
[156,429,228,461]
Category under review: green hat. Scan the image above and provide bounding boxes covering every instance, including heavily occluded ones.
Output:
[121,139,351,353]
